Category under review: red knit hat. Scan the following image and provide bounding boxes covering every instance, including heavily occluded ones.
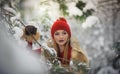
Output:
[51,17,71,38]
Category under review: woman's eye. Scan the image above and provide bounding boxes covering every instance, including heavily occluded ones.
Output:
[63,32,67,35]
[54,32,59,35]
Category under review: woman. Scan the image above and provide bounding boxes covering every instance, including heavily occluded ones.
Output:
[21,25,41,54]
[47,17,89,73]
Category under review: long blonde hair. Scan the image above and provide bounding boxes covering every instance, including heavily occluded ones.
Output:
[53,38,71,63]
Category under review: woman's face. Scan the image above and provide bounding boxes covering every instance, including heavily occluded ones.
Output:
[54,30,69,46]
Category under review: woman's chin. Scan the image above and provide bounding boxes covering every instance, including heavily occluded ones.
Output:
[58,43,65,46]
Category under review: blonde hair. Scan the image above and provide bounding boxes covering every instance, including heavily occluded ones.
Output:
[53,38,70,64]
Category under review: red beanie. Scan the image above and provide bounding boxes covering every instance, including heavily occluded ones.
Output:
[51,17,71,38]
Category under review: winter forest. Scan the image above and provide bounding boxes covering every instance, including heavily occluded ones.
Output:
[0,0,120,74]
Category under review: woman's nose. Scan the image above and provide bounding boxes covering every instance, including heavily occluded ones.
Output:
[59,34,64,38]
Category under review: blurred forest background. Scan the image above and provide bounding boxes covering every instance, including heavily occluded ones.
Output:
[0,0,120,74]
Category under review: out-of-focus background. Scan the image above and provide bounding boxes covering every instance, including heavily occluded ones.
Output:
[0,0,120,74]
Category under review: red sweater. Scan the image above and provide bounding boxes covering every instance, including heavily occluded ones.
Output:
[59,46,72,65]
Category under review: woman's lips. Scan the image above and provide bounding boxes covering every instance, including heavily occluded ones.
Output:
[59,40,64,42]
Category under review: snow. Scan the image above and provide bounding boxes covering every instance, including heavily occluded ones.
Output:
[13,27,23,40]
[3,5,16,15]
[0,15,49,74]
[83,1,97,12]
[66,2,83,16]
[10,13,21,24]
[82,16,100,29]
[41,43,57,57]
